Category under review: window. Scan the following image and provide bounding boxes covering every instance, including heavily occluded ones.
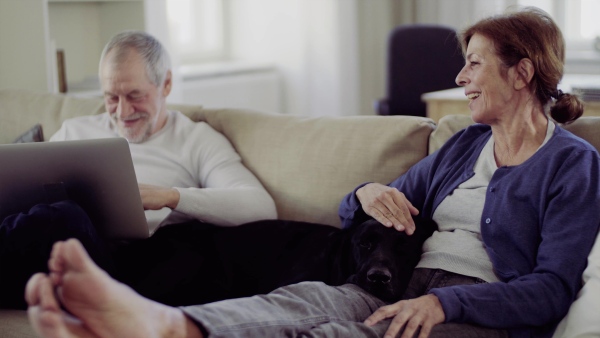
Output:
[166,0,226,64]
[518,0,600,52]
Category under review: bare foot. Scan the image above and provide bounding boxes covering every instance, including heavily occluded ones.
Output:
[25,239,203,338]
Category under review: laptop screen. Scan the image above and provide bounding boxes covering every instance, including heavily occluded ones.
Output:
[0,138,149,239]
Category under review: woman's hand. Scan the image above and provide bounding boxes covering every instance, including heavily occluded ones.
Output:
[138,184,180,210]
[356,183,419,234]
[364,294,445,338]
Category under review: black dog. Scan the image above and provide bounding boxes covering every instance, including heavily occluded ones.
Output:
[115,217,437,306]
[347,219,436,302]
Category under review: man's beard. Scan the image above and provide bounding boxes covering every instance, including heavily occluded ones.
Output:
[113,112,154,143]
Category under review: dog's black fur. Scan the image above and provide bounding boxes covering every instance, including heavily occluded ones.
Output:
[115,217,437,306]
[347,218,436,302]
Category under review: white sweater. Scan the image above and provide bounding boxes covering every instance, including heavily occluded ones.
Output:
[50,111,277,233]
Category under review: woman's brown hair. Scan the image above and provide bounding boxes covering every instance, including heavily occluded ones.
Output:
[460,7,584,124]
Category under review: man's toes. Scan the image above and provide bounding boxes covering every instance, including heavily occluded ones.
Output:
[25,273,46,306]
[29,306,62,338]
[63,239,96,272]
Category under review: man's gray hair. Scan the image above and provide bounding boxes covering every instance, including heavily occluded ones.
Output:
[99,31,171,87]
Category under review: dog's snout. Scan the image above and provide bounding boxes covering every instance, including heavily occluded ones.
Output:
[366,268,392,284]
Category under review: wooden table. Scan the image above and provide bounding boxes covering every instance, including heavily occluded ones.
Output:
[422,74,600,122]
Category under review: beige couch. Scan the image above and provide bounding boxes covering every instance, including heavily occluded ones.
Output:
[1,88,599,337]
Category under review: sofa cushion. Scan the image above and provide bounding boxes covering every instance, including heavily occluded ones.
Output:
[191,109,436,227]
[0,89,207,144]
[0,310,36,337]
[430,115,600,155]
[429,115,473,154]
[0,89,104,144]
[563,116,600,152]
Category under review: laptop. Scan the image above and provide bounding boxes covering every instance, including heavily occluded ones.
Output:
[0,138,149,240]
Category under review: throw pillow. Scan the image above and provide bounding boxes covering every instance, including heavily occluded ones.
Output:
[13,124,44,143]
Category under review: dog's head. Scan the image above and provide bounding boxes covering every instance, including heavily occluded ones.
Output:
[347,218,436,302]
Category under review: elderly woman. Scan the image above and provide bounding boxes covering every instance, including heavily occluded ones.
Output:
[25,7,600,338]
[341,6,600,338]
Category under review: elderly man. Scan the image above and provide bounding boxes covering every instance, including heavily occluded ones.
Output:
[51,31,276,229]
[0,31,276,309]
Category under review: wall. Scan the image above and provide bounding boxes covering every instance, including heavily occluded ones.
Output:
[405,0,600,75]
[357,0,394,116]
[2,0,596,115]
[0,0,52,91]
[227,0,363,116]
[48,1,146,91]
[48,2,103,87]
[225,0,400,117]
[180,69,282,113]
[0,0,397,117]
[144,0,184,103]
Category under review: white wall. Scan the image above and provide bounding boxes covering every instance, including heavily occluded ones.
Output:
[0,0,52,91]
[0,0,397,117]
[48,2,103,86]
[410,0,600,75]
[357,0,394,116]
[2,0,596,114]
[227,0,363,117]
[47,1,146,91]
[180,69,282,113]
[144,0,184,103]
[228,0,306,115]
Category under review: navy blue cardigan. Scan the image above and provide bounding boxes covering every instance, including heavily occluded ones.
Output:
[339,124,600,337]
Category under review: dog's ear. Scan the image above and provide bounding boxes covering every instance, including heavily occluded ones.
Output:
[329,225,363,285]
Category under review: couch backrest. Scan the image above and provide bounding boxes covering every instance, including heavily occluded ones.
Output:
[189,109,435,227]
[0,89,208,144]
[429,114,600,155]
[0,89,105,144]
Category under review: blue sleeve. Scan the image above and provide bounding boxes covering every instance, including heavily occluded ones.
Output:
[338,182,371,229]
[338,153,436,229]
[430,148,600,330]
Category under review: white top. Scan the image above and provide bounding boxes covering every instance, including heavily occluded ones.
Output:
[50,111,277,233]
[419,134,499,282]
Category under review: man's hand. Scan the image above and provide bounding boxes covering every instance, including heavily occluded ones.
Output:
[364,294,445,338]
[139,184,180,210]
[356,183,419,234]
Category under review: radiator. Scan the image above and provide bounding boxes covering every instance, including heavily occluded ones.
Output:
[179,63,282,114]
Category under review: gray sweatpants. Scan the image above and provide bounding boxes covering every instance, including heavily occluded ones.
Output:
[182,269,509,337]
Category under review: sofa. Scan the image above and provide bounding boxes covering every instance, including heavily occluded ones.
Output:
[0,88,598,337]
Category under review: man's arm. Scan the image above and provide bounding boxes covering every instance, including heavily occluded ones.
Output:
[169,121,277,226]
[174,157,277,226]
[139,184,180,209]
